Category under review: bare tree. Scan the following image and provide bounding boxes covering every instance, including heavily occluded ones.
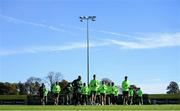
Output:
[46,71,63,90]
[25,77,41,95]
[101,78,112,85]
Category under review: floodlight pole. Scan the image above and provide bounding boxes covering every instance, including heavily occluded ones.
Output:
[86,19,90,85]
[79,16,96,85]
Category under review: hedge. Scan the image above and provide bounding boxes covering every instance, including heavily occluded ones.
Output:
[0,95,27,100]
[148,94,180,99]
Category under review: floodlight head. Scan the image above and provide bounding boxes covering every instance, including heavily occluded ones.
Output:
[83,16,86,19]
[92,16,96,21]
[88,16,92,19]
[79,16,83,19]
[80,19,83,22]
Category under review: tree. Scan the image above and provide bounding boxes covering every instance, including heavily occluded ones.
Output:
[101,78,112,85]
[17,81,28,95]
[59,79,68,94]
[46,71,63,90]
[25,77,42,95]
[0,82,18,95]
[167,81,180,94]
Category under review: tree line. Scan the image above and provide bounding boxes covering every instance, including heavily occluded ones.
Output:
[0,71,179,95]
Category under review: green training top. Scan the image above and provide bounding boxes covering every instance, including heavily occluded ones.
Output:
[90,79,100,91]
[106,85,112,95]
[99,84,107,94]
[43,88,48,96]
[122,80,130,91]
[81,86,89,95]
[52,84,61,94]
[88,86,91,96]
[129,89,134,97]
[114,86,119,96]
[137,89,143,97]
[96,87,101,95]
[111,86,118,95]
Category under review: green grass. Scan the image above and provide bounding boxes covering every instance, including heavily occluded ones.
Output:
[0,105,180,110]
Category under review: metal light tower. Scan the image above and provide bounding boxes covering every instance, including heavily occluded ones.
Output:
[79,16,96,84]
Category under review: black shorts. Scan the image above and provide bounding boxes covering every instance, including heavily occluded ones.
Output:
[54,93,59,98]
[91,91,96,95]
[40,94,44,98]
[122,91,129,97]
[100,93,105,96]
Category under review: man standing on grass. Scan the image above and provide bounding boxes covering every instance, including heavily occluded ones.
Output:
[96,86,101,105]
[122,76,130,105]
[81,83,88,105]
[72,75,82,105]
[106,82,112,105]
[111,82,118,105]
[99,81,107,105]
[90,74,100,105]
[137,87,143,105]
[64,82,73,105]
[114,86,119,105]
[39,83,48,105]
[87,84,91,105]
[129,87,134,105]
[52,82,61,105]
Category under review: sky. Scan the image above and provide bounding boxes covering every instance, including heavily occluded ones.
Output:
[0,0,180,94]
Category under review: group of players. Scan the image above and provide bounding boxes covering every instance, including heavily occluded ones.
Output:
[39,75,143,105]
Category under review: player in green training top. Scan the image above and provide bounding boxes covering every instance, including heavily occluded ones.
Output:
[87,84,91,104]
[72,75,82,105]
[52,82,61,105]
[64,82,73,105]
[122,76,130,105]
[106,82,112,105]
[114,86,119,105]
[90,74,100,105]
[39,83,48,105]
[137,87,143,105]
[111,82,118,105]
[99,81,107,105]
[128,87,134,105]
[81,83,89,105]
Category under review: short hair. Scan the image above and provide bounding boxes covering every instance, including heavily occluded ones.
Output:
[93,74,96,77]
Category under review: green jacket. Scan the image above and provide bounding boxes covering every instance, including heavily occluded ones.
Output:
[90,79,100,91]
[137,89,143,97]
[81,86,89,95]
[122,80,130,91]
[43,88,48,96]
[106,86,112,95]
[129,89,134,97]
[111,86,118,95]
[52,84,61,94]
[99,84,107,94]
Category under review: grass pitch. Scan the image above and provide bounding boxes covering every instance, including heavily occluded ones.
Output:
[0,105,180,110]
